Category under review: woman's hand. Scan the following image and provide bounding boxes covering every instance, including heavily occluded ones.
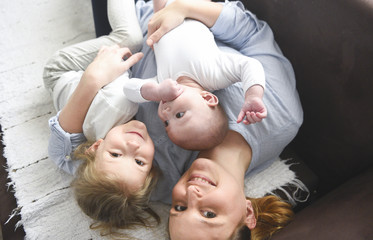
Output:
[83,45,143,88]
[147,0,223,48]
[147,0,187,47]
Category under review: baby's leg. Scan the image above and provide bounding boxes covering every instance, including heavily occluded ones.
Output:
[43,0,142,93]
[153,0,168,12]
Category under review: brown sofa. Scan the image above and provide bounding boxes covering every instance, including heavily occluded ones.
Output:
[241,0,373,239]
[1,0,372,239]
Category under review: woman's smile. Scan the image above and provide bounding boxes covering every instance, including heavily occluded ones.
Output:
[188,174,216,186]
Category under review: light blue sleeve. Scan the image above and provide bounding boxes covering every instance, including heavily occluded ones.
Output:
[48,112,85,175]
[210,1,303,176]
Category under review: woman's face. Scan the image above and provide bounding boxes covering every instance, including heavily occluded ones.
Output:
[93,120,154,193]
[169,158,248,240]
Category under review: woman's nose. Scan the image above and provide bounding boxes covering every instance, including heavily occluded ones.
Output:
[187,185,202,205]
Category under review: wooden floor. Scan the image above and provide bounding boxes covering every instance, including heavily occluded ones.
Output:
[0,1,96,239]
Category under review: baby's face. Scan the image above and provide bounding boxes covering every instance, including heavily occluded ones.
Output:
[94,120,154,193]
[158,88,211,147]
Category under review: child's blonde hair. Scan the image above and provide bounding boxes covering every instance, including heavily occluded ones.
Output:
[232,195,294,240]
[71,142,159,237]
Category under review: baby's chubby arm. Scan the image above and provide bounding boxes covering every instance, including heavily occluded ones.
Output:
[141,78,183,102]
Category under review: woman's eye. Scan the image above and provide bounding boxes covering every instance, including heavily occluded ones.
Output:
[135,159,144,166]
[174,205,187,211]
[176,112,184,118]
[164,120,169,127]
[202,211,216,218]
[110,152,120,157]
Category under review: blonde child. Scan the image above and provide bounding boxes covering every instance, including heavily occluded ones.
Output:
[43,0,160,236]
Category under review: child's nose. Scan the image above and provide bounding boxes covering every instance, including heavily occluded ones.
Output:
[126,140,140,149]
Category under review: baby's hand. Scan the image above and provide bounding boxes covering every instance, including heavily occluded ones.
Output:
[237,85,267,125]
[237,97,267,125]
[158,79,184,102]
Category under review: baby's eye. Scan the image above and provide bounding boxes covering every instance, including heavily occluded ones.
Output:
[176,112,185,118]
[135,159,144,166]
[202,211,216,218]
[174,205,187,212]
[164,120,169,127]
[110,152,121,158]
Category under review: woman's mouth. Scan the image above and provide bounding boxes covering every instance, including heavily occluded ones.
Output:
[188,174,216,186]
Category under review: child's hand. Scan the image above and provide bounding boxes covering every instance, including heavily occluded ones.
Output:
[158,79,184,102]
[237,85,267,125]
[84,45,143,88]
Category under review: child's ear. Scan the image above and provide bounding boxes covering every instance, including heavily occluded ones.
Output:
[86,139,103,154]
[201,91,219,107]
[244,199,257,230]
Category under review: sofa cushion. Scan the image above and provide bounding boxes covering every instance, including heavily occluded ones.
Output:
[271,167,373,240]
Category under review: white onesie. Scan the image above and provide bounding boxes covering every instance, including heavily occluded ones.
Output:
[123,19,265,103]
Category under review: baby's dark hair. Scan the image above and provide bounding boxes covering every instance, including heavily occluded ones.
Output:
[71,142,160,238]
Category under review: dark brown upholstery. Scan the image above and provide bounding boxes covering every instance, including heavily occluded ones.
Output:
[240,0,373,238]
[242,0,373,194]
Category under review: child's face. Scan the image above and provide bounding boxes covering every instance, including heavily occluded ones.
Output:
[93,120,154,193]
[157,88,212,146]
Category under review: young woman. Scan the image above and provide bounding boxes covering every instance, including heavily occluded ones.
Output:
[131,0,303,238]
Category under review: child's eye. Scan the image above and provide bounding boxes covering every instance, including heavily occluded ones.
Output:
[174,205,187,211]
[176,112,185,118]
[135,159,144,166]
[110,152,121,157]
[202,211,216,218]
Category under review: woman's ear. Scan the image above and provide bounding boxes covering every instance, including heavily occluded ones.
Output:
[245,200,257,229]
[201,91,219,107]
[86,139,103,154]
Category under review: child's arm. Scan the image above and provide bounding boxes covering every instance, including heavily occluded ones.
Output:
[147,0,223,46]
[59,45,143,133]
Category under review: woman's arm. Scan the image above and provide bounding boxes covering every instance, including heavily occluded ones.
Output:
[146,0,223,46]
[59,45,143,133]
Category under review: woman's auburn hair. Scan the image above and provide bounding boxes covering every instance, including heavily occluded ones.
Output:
[233,195,294,240]
[71,141,160,238]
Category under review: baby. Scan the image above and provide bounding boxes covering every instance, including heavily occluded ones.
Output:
[123,0,267,150]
